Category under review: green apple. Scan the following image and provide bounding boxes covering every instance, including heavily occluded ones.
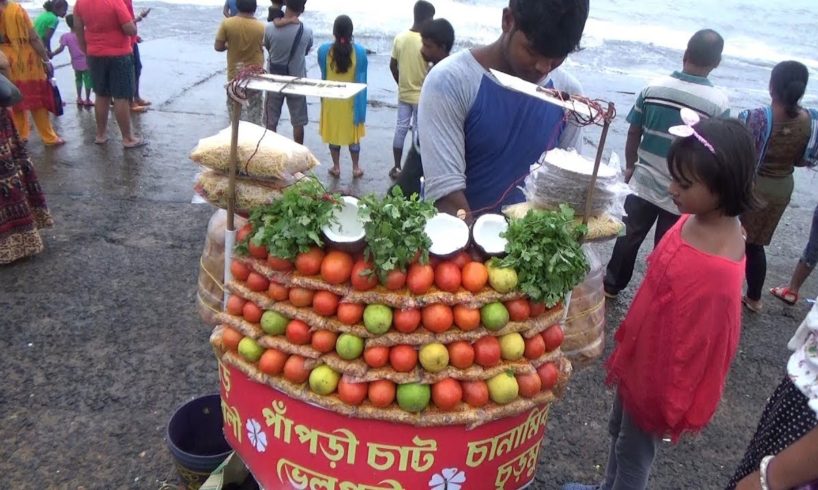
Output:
[336,333,364,360]
[419,343,450,373]
[487,372,519,404]
[260,311,288,335]
[309,365,341,395]
[499,333,525,361]
[238,337,264,362]
[481,302,510,331]
[397,383,431,413]
[363,304,393,335]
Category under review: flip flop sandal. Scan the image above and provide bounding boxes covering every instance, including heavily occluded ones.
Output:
[770,286,798,305]
[353,169,364,179]
[124,139,148,149]
[328,168,340,178]
[388,167,401,179]
[742,296,763,314]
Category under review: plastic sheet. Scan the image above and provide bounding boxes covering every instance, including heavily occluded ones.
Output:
[524,148,629,218]
[197,209,246,326]
[562,244,606,368]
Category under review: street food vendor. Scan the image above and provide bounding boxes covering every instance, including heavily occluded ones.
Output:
[418,0,590,217]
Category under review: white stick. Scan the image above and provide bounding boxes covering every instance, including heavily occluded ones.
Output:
[223,229,236,306]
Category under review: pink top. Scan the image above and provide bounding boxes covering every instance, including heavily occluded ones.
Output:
[606,214,745,440]
[58,32,88,71]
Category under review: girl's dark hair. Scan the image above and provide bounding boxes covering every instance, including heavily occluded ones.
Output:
[331,15,354,74]
[43,0,53,11]
[65,13,74,29]
[771,60,809,118]
[667,117,759,217]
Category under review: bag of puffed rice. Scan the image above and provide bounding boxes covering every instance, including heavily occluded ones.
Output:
[194,170,289,212]
[190,121,319,179]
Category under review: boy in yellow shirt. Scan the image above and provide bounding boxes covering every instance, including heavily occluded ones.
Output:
[389,0,435,178]
[215,0,265,125]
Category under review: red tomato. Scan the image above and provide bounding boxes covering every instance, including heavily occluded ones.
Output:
[524,335,546,359]
[389,345,418,372]
[517,372,542,398]
[242,302,263,323]
[248,241,268,259]
[368,380,396,408]
[338,378,369,406]
[542,325,565,352]
[505,299,531,322]
[537,362,559,390]
[393,308,421,333]
[453,305,481,331]
[230,260,250,281]
[363,346,390,369]
[351,259,379,291]
[422,304,453,333]
[434,261,462,293]
[311,330,337,353]
[447,341,475,369]
[267,281,289,301]
[321,251,354,285]
[295,247,325,276]
[432,378,463,411]
[337,303,364,325]
[267,256,293,272]
[312,291,340,316]
[406,263,434,295]
[530,302,547,317]
[288,287,315,308]
[383,269,407,290]
[283,355,310,384]
[226,295,246,316]
[286,320,312,345]
[452,251,473,269]
[246,272,269,292]
[258,349,288,375]
[221,327,243,351]
[237,223,253,243]
[473,336,501,368]
[462,380,489,408]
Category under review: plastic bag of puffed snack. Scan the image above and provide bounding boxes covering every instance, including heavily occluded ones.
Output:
[523,148,629,218]
[194,170,291,213]
[190,121,319,179]
[198,209,246,325]
[562,245,606,369]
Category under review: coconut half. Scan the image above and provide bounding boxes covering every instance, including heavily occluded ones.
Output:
[322,195,366,253]
[472,214,509,257]
[424,212,470,258]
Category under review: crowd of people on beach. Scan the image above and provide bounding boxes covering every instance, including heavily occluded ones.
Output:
[2,0,818,487]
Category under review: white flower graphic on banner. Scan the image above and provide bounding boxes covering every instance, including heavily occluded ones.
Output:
[245,418,267,453]
[429,467,467,490]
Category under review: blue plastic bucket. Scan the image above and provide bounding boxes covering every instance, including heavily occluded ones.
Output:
[167,394,232,490]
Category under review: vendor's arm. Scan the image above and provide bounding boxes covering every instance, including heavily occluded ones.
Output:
[418,57,472,219]
[736,426,818,490]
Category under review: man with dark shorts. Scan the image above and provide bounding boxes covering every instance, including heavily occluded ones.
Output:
[74,0,145,148]
[264,0,312,144]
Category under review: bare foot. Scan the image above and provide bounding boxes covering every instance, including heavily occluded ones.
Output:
[353,168,364,179]
[328,167,340,178]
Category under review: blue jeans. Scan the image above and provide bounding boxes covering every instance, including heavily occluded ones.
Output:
[801,204,818,267]
[602,393,659,490]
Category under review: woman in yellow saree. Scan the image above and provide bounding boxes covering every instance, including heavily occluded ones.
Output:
[0,0,63,145]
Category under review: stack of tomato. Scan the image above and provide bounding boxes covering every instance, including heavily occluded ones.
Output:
[216,225,567,417]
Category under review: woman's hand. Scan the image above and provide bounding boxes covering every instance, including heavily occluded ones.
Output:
[43,60,53,78]
[0,51,10,79]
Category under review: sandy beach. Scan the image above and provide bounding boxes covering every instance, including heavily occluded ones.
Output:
[2,2,818,488]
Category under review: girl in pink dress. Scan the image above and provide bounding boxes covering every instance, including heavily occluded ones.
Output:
[565,112,759,490]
